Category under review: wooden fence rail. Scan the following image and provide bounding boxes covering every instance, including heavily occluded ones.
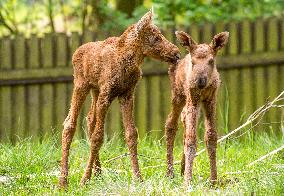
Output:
[0,17,283,142]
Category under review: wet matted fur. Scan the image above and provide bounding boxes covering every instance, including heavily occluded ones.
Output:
[58,9,180,188]
[165,31,229,186]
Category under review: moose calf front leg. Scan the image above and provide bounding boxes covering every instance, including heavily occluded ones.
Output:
[204,100,218,184]
[165,96,185,178]
[59,84,89,189]
[119,93,142,180]
[81,93,111,185]
[183,105,198,186]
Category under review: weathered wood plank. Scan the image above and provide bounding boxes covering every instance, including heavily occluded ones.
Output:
[159,75,171,136]
[41,84,53,137]
[42,33,53,68]
[0,87,12,141]
[108,99,123,139]
[218,70,229,134]
[135,78,147,138]
[12,35,26,141]
[1,51,284,83]
[189,23,200,43]
[202,23,213,43]
[241,20,251,54]
[14,35,25,69]
[148,76,162,138]
[240,20,253,122]
[267,65,279,131]
[28,35,40,69]
[227,22,240,129]
[82,30,94,44]
[27,85,40,138]
[54,83,67,130]
[56,33,68,67]
[0,36,12,69]
[267,18,278,52]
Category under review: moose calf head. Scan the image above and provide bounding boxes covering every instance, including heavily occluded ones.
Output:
[175,31,229,89]
[135,10,180,64]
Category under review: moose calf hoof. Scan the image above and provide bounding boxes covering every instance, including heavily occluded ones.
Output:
[133,173,143,182]
[93,166,102,177]
[80,177,90,186]
[210,179,218,188]
[184,181,193,192]
[166,170,175,179]
[58,176,68,190]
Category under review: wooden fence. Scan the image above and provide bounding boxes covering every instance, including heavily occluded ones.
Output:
[0,17,284,143]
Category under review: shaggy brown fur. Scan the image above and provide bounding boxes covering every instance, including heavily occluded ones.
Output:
[165,31,229,186]
[58,9,180,188]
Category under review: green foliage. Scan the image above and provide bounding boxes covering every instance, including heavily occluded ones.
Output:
[94,2,148,35]
[1,0,283,36]
[153,0,284,26]
[0,132,283,194]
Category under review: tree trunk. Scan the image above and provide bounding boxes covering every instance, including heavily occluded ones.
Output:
[81,0,88,35]
[91,0,104,27]
[47,0,55,33]
[116,0,143,18]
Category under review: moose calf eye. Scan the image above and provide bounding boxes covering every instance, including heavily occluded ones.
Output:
[149,36,160,46]
[153,36,161,43]
[208,58,214,66]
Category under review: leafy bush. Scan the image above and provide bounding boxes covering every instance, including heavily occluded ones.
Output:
[153,0,284,27]
[0,0,283,36]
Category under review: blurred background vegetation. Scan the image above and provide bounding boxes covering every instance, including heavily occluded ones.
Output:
[0,0,283,37]
[0,0,283,142]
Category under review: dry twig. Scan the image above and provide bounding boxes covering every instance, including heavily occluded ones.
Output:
[142,91,284,170]
[247,145,284,167]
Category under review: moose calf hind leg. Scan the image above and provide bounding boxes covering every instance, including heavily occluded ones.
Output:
[125,127,142,180]
[205,130,217,183]
[165,123,178,178]
[81,94,110,185]
[120,94,142,181]
[59,85,89,188]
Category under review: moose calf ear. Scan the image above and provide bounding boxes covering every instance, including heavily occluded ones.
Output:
[175,31,197,52]
[210,32,229,52]
[136,9,153,32]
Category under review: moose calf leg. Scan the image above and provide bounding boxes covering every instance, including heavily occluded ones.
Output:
[86,90,101,176]
[81,93,111,185]
[120,93,142,180]
[204,100,218,183]
[183,105,198,186]
[86,89,97,139]
[59,84,89,188]
[205,129,217,183]
[165,97,185,178]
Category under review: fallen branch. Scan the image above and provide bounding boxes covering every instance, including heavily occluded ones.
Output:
[196,90,284,156]
[247,145,284,167]
[104,153,129,163]
[104,153,163,164]
[142,91,284,170]
[224,170,280,175]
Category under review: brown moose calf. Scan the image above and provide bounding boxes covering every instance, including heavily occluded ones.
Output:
[165,31,229,186]
[59,9,180,188]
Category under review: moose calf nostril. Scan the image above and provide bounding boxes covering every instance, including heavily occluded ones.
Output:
[175,53,181,60]
[197,78,207,89]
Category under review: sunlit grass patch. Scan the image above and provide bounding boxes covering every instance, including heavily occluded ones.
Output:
[0,132,283,195]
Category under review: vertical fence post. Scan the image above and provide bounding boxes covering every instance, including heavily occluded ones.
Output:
[41,33,54,137]
[0,36,12,142]
[266,17,281,132]
[13,34,26,141]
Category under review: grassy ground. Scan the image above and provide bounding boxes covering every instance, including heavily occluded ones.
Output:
[0,132,283,195]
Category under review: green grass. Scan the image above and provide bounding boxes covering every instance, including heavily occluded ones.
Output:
[0,132,283,195]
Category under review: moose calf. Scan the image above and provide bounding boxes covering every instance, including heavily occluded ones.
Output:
[165,31,229,186]
[59,9,180,188]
